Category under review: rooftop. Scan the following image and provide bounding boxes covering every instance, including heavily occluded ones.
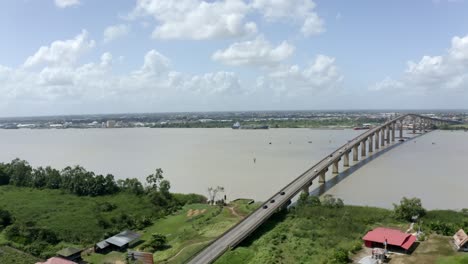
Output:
[56,247,82,257]
[105,230,141,248]
[36,257,77,264]
[363,227,416,250]
[453,229,468,248]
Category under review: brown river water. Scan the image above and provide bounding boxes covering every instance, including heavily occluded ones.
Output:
[0,128,465,210]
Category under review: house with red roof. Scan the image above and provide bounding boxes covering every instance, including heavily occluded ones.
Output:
[36,257,77,264]
[363,227,417,252]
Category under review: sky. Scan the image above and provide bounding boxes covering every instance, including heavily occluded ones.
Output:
[1,0,468,117]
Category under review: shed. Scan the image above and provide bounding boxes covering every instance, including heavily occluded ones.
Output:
[453,229,468,252]
[106,230,141,248]
[363,227,416,252]
[128,250,154,264]
[56,247,82,262]
[95,230,141,253]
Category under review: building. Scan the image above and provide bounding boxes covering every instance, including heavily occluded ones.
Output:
[36,257,77,264]
[95,230,141,253]
[106,120,116,128]
[56,247,82,262]
[453,229,468,252]
[363,227,416,252]
[127,250,154,264]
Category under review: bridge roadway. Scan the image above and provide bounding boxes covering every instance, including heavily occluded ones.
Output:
[187,114,456,264]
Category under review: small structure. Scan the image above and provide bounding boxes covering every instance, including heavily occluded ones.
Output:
[56,247,82,262]
[363,227,416,252]
[127,250,154,264]
[453,229,468,252]
[358,256,378,264]
[95,230,141,253]
[36,257,77,264]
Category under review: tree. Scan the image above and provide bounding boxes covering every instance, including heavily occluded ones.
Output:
[31,167,47,188]
[118,178,144,195]
[146,168,164,191]
[207,186,224,205]
[6,159,32,187]
[0,164,10,185]
[393,197,426,222]
[147,233,167,252]
[44,166,61,189]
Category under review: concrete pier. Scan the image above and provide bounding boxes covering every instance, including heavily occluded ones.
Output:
[386,125,391,144]
[399,121,403,138]
[391,123,396,142]
[361,140,366,157]
[381,128,385,147]
[319,170,326,183]
[343,151,350,167]
[302,185,309,195]
[375,130,380,149]
[368,135,373,153]
[332,160,339,174]
[353,145,359,161]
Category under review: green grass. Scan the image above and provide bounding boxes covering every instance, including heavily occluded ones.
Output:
[143,203,245,264]
[216,205,406,264]
[437,254,468,264]
[83,250,126,264]
[0,185,155,245]
[0,246,41,264]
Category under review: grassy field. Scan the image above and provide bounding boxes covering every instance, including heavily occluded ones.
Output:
[0,246,41,264]
[215,204,468,264]
[0,185,155,245]
[82,200,260,264]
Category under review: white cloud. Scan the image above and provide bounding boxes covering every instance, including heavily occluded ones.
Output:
[131,0,256,40]
[212,36,294,66]
[0,32,245,113]
[23,30,95,68]
[54,0,80,8]
[257,54,342,96]
[372,34,468,93]
[252,0,325,36]
[103,24,130,43]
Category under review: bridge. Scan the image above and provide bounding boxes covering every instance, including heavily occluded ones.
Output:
[188,114,460,264]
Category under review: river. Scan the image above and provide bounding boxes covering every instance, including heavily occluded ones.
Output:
[0,128,465,210]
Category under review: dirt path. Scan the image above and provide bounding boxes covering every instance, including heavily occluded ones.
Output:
[228,206,242,218]
[165,240,210,263]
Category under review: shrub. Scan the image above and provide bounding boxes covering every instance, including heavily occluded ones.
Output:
[0,208,13,229]
[393,197,426,222]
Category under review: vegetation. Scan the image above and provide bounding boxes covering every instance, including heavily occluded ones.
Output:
[82,200,260,264]
[150,117,387,129]
[0,159,208,259]
[393,197,427,221]
[216,196,468,264]
[0,246,40,264]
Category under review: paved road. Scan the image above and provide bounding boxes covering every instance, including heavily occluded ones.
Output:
[187,114,451,264]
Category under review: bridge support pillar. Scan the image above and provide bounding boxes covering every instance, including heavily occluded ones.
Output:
[319,170,326,183]
[368,135,373,153]
[343,151,350,167]
[332,160,339,174]
[399,121,403,138]
[353,145,359,161]
[302,185,309,195]
[386,125,391,144]
[391,123,396,142]
[381,128,385,147]
[375,130,380,149]
[361,140,366,157]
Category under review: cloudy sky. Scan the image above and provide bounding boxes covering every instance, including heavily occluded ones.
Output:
[1,0,468,116]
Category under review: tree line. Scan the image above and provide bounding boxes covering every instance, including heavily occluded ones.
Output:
[0,158,153,196]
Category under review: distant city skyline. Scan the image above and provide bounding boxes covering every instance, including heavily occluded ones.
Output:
[1,0,468,117]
